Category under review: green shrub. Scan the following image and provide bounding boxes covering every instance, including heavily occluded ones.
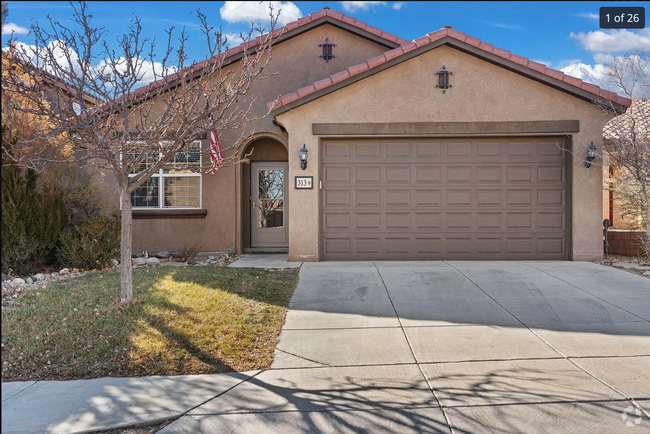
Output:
[1,166,68,275]
[57,216,121,269]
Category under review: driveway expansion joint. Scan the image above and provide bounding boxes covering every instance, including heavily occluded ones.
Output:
[523,262,650,323]
[373,262,454,434]
[446,261,641,412]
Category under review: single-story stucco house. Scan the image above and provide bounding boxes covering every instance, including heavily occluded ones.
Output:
[124,7,631,262]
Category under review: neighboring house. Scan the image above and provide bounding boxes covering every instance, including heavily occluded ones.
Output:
[603,98,649,230]
[125,7,630,262]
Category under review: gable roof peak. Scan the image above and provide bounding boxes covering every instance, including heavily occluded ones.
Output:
[270,26,631,113]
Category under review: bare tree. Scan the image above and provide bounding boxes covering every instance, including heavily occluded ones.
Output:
[1,1,280,302]
[602,51,650,258]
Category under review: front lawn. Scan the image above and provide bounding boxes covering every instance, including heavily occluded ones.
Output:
[1,266,299,381]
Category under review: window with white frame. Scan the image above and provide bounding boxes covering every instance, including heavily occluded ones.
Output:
[129,141,202,209]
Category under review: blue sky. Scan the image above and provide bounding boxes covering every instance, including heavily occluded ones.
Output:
[3,1,649,94]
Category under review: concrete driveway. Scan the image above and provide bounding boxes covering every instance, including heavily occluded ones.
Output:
[163,261,650,433]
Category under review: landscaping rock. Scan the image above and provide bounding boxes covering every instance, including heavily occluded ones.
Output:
[154,251,171,258]
[187,260,197,265]
[147,257,161,266]
[26,278,33,285]
[33,274,47,281]
[644,271,650,276]
[59,268,70,275]
[1,273,10,283]
[171,251,182,258]
[51,272,60,278]
[133,257,148,266]
[12,278,25,287]
[110,259,119,267]
[207,256,216,260]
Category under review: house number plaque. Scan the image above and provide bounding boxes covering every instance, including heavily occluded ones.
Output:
[295,176,313,189]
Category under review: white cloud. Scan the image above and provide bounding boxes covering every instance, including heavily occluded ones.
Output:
[483,21,524,30]
[2,22,30,35]
[574,12,598,20]
[392,2,405,10]
[220,1,302,26]
[223,33,245,48]
[560,54,650,98]
[339,1,387,13]
[97,57,177,85]
[7,40,175,86]
[569,28,650,53]
[532,58,582,70]
[7,40,84,77]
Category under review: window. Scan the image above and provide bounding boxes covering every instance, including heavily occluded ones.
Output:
[129,141,202,209]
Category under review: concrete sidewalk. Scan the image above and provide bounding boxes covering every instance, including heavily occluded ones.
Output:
[1,372,258,434]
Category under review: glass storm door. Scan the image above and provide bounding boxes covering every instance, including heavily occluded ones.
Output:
[251,162,288,248]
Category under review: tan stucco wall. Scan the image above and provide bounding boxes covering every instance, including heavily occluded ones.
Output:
[276,45,616,261]
[126,24,390,252]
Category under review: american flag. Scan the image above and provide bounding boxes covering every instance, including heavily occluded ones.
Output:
[207,103,224,174]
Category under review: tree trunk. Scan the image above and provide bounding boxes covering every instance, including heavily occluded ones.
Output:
[119,186,134,304]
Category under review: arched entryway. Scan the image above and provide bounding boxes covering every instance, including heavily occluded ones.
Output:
[239,136,289,252]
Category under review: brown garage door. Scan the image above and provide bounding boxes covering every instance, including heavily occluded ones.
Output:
[321,137,569,260]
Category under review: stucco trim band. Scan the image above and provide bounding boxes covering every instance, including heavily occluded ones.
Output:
[133,209,208,219]
[312,120,580,136]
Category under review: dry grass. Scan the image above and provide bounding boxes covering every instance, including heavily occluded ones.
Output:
[1,266,299,381]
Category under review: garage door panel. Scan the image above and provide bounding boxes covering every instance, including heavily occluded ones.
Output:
[322,137,568,260]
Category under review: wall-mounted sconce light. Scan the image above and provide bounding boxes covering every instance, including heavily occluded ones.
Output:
[299,144,308,170]
[585,142,597,168]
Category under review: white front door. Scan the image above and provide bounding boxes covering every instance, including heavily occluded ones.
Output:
[251,162,288,248]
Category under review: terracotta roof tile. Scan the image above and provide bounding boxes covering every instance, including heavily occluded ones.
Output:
[309,9,327,19]
[448,29,467,41]
[297,84,316,98]
[285,21,300,31]
[428,29,448,42]
[414,36,431,47]
[341,15,356,24]
[297,16,311,26]
[330,69,351,84]
[562,75,582,87]
[280,92,300,106]
[616,95,631,106]
[327,9,345,20]
[544,68,564,80]
[313,77,334,91]
[355,20,368,30]
[379,31,399,44]
[348,62,370,75]
[492,47,512,59]
[271,22,632,110]
[367,54,388,69]
[464,35,481,47]
[402,41,417,53]
[581,82,600,95]
[478,41,494,52]
[527,61,547,73]
[384,47,404,61]
[365,25,383,36]
[509,54,529,66]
